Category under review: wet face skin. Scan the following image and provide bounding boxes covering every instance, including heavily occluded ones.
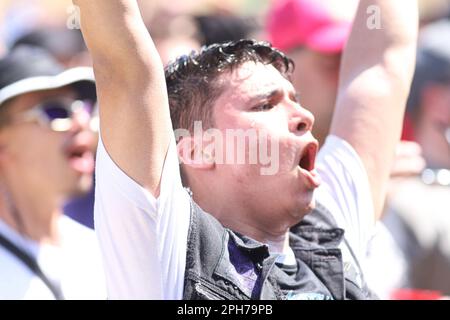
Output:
[184,62,320,237]
[0,87,95,204]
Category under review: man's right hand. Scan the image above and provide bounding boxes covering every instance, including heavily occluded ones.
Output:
[74,0,172,196]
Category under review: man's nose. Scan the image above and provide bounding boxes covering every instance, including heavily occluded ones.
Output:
[288,104,315,134]
[70,101,92,132]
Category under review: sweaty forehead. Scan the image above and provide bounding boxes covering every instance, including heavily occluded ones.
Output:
[217,62,293,103]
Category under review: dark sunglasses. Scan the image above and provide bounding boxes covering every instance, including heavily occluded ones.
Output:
[12,98,97,132]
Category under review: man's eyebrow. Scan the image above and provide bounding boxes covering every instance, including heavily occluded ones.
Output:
[249,89,284,102]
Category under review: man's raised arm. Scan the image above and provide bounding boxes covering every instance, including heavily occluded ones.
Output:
[331,0,418,219]
[74,0,172,195]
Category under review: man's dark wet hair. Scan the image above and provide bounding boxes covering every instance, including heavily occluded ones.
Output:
[165,39,294,132]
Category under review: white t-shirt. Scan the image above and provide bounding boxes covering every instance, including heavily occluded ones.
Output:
[95,135,374,299]
[0,216,107,300]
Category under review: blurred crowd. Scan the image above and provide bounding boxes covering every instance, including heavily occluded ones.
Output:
[0,0,449,300]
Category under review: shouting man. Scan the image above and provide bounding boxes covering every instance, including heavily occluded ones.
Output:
[75,0,417,299]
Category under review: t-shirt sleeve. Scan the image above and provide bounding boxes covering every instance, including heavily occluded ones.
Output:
[94,134,191,299]
[315,135,375,264]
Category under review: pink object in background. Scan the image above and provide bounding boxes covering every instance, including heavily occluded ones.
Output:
[391,289,444,300]
[266,0,355,53]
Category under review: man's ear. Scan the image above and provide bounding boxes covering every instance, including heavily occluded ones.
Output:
[177,136,215,170]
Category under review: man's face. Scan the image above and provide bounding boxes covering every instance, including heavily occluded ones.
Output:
[0,87,95,201]
[208,62,320,229]
[289,48,341,145]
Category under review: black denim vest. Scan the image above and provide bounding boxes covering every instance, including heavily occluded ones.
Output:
[182,199,375,300]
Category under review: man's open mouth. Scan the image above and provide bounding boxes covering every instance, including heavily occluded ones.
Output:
[297,141,321,189]
[298,141,318,172]
[65,143,95,174]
